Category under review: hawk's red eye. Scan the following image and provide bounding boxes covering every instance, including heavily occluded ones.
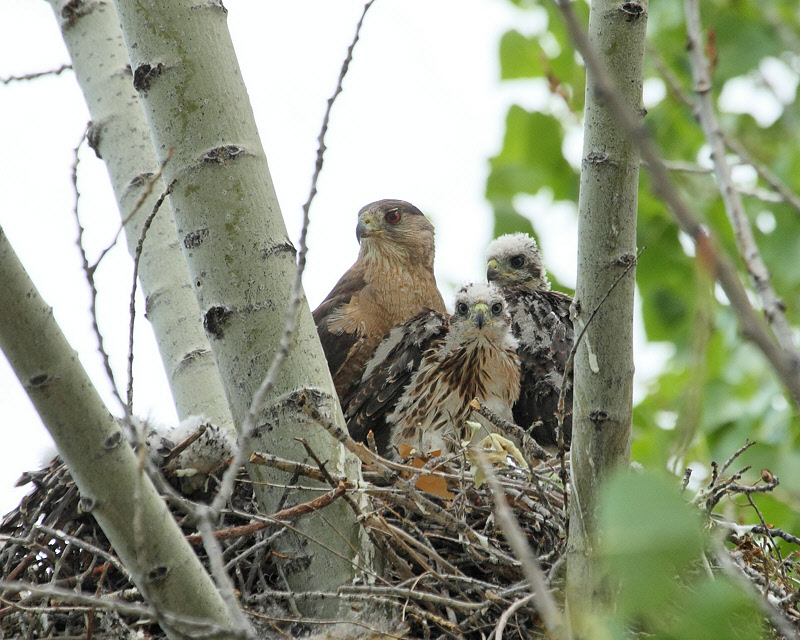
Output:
[384,209,401,224]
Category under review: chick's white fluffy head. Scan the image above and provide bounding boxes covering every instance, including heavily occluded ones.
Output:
[486,232,550,292]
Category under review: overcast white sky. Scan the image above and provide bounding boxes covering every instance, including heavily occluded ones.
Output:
[0,1,669,515]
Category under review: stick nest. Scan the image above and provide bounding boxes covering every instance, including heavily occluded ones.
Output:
[0,441,797,639]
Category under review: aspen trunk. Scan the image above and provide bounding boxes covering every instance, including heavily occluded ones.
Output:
[111,0,373,613]
[566,1,648,634]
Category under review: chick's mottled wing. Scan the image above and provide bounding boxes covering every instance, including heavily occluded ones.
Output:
[343,309,449,456]
[509,289,574,446]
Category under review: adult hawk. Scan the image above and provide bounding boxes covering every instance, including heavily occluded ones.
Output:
[486,233,574,447]
[344,283,520,459]
[313,200,446,401]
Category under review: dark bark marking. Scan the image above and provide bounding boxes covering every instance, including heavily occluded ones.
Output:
[619,3,645,21]
[204,306,233,339]
[133,63,165,92]
[263,241,297,261]
[78,496,96,513]
[184,228,209,249]
[87,121,103,159]
[146,566,171,583]
[28,373,52,388]
[201,145,245,164]
[103,431,123,450]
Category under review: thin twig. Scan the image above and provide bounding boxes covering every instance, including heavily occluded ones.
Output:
[300,0,376,226]
[718,440,755,478]
[1,64,72,84]
[750,526,800,547]
[713,544,799,640]
[490,592,536,640]
[0,580,236,637]
[34,525,129,580]
[558,247,643,425]
[649,45,800,215]
[91,152,174,272]
[187,484,346,544]
[70,125,126,414]
[195,506,255,638]
[297,394,503,552]
[163,421,208,465]
[556,0,800,409]
[684,0,798,357]
[721,134,800,214]
[127,179,175,410]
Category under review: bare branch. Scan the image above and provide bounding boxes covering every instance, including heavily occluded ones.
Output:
[556,0,800,408]
[1,64,71,84]
[70,126,126,414]
[721,134,800,214]
[684,0,798,356]
[186,484,346,544]
[127,178,175,410]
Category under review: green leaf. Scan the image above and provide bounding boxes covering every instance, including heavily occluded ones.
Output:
[491,204,536,239]
[668,579,766,640]
[600,470,705,617]
[487,106,578,203]
[499,30,543,79]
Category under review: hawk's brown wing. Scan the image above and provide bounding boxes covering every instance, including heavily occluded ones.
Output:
[343,309,449,457]
[507,289,574,446]
[312,265,367,387]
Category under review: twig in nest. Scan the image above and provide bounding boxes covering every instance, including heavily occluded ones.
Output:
[186,483,346,545]
[163,421,208,466]
[250,451,334,484]
[297,394,494,550]
[474,450,569,640]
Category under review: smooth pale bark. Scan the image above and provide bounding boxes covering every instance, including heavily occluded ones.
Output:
[111,0,372,611]
[45,0,234,434]
[566,0,648,634]
[0,227,240,640]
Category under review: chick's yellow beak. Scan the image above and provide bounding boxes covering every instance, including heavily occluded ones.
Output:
[486,258,504,282]
[472,302,488,329]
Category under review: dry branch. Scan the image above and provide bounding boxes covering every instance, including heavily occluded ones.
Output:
[556,0,800,408]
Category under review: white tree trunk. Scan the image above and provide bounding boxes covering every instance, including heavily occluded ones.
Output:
[566,0,648,634]
[0,227,241,640]
[46,0,235,433]
[111,0,373,610]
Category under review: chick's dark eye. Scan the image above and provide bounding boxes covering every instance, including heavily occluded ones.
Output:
[384,209,401,224]
[491,302,503,315]
[510,255,525,269]
[456,302,469,315]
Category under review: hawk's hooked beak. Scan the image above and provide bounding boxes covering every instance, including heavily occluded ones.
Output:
[486,259,502,283]
[473,302,488,329]
[356,219,371,243]
[356,213,382,243]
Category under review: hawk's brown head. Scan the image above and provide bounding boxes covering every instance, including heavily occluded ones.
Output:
[356,199,437,270]
[486,233,550,292]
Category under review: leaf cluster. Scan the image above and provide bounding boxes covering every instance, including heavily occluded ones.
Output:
[489,0,800,537]
[488,0,800,634]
